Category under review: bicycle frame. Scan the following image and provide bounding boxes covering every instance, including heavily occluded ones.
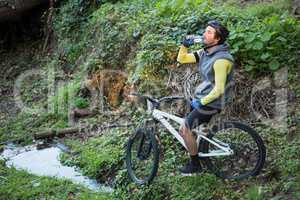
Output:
[148,100,233,157]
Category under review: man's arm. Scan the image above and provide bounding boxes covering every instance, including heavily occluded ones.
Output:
[177,45,197,64]
[200,59,233,105]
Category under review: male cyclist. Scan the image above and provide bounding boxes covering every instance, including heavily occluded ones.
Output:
[177,20,234,174]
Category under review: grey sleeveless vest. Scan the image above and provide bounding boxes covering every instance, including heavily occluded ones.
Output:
[194,43,234,110]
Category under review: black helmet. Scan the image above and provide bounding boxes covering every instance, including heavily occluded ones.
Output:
[207,20,229,44]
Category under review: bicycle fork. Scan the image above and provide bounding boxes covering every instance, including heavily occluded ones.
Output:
[137,133,153,160]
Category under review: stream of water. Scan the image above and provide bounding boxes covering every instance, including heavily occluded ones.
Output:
[0,143,113,193]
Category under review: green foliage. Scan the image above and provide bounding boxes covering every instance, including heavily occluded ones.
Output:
[278,140,300,176]
[53,0,94,39]
[256,126,300,199]
[170,174,222,200]
[51,80,81,117]
[60,128,127,179]
[243,186,264,200]
[18,71,48,109]
[50,119,68,129]
[129,33,177,83]
[0,112,64,144]
[249,3,291,19]
[203,4,300,74]
[191,2,298,75]
[53,0,98,68]
[63,41,85,66]
[114,176,171,199]
[114,163,238,200]
[74,97,90,109]
[54,0,299,86]
[155,0,207,18]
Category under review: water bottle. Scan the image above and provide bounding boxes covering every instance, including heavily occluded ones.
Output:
[186,35,203,44]
[193,35,203,44]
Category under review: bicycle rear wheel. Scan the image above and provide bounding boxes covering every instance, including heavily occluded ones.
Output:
[199,121,266,180]
[126,128,159,185]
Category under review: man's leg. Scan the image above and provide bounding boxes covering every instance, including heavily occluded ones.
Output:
[179,124,201,173]
[180,125,198,155]
[179,107,218,174]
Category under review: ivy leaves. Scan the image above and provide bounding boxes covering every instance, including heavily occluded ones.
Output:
[228,14,299,73]
[268,60,280,71]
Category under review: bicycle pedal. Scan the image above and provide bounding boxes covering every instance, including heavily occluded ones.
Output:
[180,172,202,176]
[180,173,193,177]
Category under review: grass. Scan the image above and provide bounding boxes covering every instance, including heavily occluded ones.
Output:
[0,160,113,200]
[60,128,128,181]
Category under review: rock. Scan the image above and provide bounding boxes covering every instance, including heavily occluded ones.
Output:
[55,143,70,153]
[294,0,300,16]
[36,141,51,150]
[273,67,288,88]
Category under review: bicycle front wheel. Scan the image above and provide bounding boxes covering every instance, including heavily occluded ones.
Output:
[199,121,266,180]
[126,128,159,185]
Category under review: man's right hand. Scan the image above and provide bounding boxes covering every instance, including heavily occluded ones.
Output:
[182,36,194,48]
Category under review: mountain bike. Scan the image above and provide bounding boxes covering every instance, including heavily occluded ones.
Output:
[125,93,266,185]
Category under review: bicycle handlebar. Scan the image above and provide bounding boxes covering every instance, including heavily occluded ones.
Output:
[129,93,184,103]
[158,96,185,102]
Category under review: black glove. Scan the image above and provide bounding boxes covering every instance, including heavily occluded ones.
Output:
[182,36,194,48]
